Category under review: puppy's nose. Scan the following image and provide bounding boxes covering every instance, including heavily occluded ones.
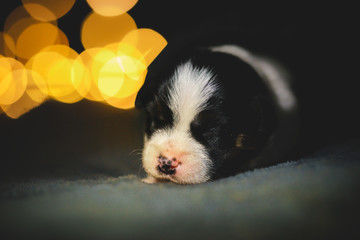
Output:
[157,155,179,175]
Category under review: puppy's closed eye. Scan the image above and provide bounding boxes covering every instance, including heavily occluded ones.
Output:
[192,110,218,128]
[145,100,173,136]
[191,110,223,143]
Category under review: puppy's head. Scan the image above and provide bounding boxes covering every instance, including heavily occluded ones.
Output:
[136,61,225,184]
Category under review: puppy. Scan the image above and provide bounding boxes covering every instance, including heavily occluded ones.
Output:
[135,32,298,184]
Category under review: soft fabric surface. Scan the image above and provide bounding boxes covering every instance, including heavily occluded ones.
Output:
[1,139,359,240]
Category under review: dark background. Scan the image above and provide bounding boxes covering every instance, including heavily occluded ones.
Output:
[1,0,359,182]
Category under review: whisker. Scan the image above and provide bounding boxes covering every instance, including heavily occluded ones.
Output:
[137,159,146,179]
[129,148,143,156]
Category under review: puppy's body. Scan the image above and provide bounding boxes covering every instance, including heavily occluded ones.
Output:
[136,35,298,184]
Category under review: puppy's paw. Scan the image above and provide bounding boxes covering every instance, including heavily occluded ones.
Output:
[141,175,158,184]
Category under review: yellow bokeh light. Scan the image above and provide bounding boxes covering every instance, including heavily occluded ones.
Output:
[4,5,42,33]
[97,57,125,97]
[3,5,59,61]
[0,58,14,99]
[0,57,27,105]
[106,42,148,83]
[91,42,147,100]
[4,5,57,42]
[27,48,82,103]
[90,47,117,85]
[115,55,147,80]
[25,69,48,104]
[71,49,96,100]
[22,4,57,22]
[22,0,76,21]
[105,67,144,100]
[16,23,68,60]
[1,92,40,119]
[86,0,138,17]
[98,56,146,98]
[1,70,47,119]
[1,32,16,58]
[40,44,78,59]
[81,12,137,49]
[5,17,43,58]
[47,58,82,103]
[0,56,13,73]
[0,70,27,105]
[72,48,105,102]
[122,28,167,66]
[107,42,147,72]
[1,0,167,117]
[105,86,143,109]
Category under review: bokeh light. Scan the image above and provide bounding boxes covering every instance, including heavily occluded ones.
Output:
[16,23,69,60]
[0,57,27,105]
[27,49,82,103]
[4,5,44,32]
[1,69,48,119]
[24,69,48,104]
[81,12,137,49]
[0,0,167,119]
[22,0,76,21]
[71,47,105,102]
[0,32,16,58]
[106,91,140,109]
[86,0,138,17]
[122,28,168,66]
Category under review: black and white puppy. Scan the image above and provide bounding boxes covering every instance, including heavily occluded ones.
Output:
[135,31,298,184]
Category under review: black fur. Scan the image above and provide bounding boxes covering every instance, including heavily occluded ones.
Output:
[136,29,297,181]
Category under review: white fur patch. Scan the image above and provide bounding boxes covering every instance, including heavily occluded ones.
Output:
[168,61,219,131]
[210,45,297,111]
[142,61,218,184]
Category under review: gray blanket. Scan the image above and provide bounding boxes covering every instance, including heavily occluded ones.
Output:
[1,139,359,240]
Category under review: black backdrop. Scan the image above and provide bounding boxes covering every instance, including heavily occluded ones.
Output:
[1,0,359,181]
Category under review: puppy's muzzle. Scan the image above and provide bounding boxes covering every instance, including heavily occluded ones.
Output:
[157,155,179,175]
